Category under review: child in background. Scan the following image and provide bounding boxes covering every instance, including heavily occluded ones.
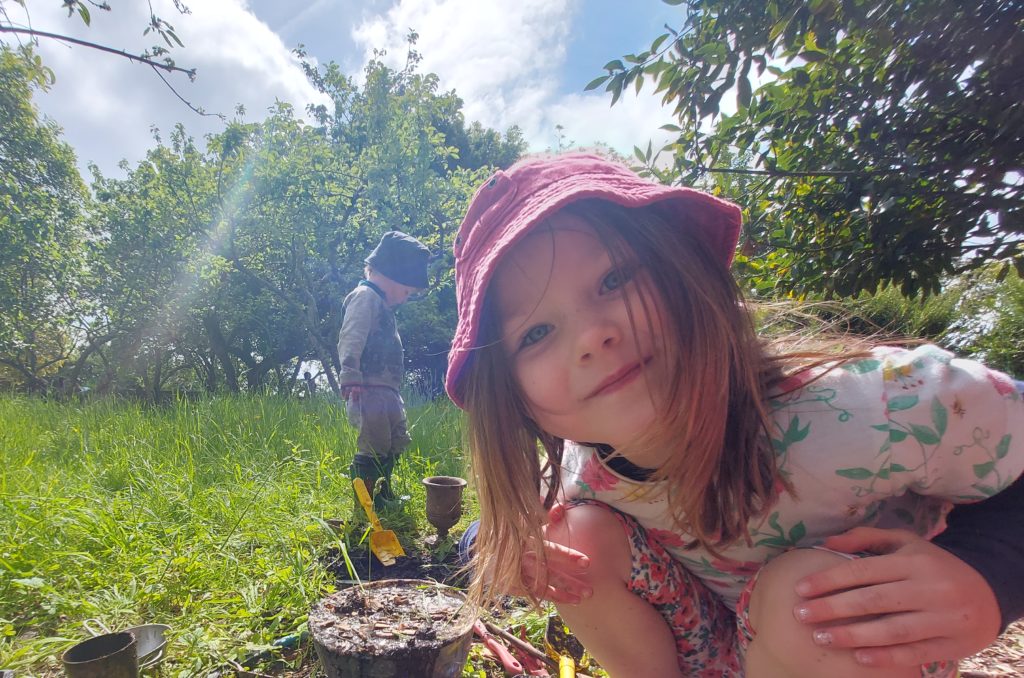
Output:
[338,230,430,508]
[445,154,1024,677]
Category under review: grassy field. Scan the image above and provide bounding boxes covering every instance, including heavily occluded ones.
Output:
[3,394,1021,677]
[0,394,477,677]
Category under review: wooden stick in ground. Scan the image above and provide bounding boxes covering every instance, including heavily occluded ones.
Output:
[482,620,595,678]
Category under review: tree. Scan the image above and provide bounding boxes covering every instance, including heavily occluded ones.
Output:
[84,126,219,398]
[69,39,524,400]
[592,0,1023,297]
[0,46,88,391]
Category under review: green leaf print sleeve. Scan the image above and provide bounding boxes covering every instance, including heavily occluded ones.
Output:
[881,345,1024,502]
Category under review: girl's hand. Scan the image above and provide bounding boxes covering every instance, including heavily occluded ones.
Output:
[792,527,1001,668]
[516,504,593,604]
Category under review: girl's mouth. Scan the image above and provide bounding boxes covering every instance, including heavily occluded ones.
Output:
[587,358,650,398]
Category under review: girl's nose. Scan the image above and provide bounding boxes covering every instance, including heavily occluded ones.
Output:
[576,312,623,362]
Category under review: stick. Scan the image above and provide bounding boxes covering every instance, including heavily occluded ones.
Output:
[482,621,595,678]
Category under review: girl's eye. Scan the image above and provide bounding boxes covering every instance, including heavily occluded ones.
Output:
[600,267,633,293]
[520,324,551,348]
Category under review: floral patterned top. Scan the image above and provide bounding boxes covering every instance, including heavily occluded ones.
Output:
[559,345,1024,607]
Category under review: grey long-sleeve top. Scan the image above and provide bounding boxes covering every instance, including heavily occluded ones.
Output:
[336,281,404,391]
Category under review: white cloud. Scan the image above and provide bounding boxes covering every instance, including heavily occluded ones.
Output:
[7,0,680,177]
[9,0,329,177]
[350,0,675,156]
[547,91,676,160]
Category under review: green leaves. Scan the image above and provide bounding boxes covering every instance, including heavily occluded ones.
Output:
[887,395,919,412]
[755,512,807,548]
[737,75,752,108]
[931,397,947,437]
[836,461,908,481]
[909,424,940,445]
[798,51,827,63]
[0,46,88,391]
[843,358,881,374]
[590,0,1024,298]
[836,467,874,480]
[973,461,996,479]
[770,414,810,456]
[995,435,1011,460]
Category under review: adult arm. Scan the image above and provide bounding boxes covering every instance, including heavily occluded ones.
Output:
[788,352,1023,667]
[936,379,1024,628]
[932,454,1024,630]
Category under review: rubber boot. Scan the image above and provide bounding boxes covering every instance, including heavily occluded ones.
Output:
[349,456,381,515]
[375,456,397,505]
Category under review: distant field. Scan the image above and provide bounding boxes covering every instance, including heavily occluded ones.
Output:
[0,394,471,676]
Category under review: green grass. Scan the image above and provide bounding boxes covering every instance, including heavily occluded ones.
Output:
[0,394,474,676]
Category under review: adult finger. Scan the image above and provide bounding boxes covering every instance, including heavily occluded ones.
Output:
[809,611,942,651]
[795,579,927,623]
[852,636,958,669]
[794,553,907,598]
[819,526,915,555]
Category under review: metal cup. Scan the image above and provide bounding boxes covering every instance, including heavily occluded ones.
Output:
[62,631,139,678]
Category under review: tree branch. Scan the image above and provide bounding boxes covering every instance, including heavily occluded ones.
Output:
[696,165,910,178]
[0,25,196,78]
[150,64,223,119]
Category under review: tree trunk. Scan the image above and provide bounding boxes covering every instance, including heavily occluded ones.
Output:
[204,311,239,392]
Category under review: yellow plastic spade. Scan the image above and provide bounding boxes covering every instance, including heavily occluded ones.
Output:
[353,478,405,565]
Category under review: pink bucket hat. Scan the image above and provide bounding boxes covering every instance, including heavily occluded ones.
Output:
[445,152,742,408]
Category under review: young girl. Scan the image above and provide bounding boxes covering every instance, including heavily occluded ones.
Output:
[445,153,1024,677]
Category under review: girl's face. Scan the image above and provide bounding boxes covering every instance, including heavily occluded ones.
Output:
[492,212,667,451]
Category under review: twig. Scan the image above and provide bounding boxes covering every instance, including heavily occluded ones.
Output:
[482,620,596,677]
[151,64,224,119]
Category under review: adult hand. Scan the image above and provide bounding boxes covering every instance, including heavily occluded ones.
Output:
[341,385,362,403]
[515,504,593,604]
[792,527,1001,668]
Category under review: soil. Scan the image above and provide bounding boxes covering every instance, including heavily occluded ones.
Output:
[308,581,474,657]
[320,539,467,588]
[959,620,1024,676]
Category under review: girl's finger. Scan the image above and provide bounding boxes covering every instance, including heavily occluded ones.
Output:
[794,553,906,598]
[541,584,585,605]
[541,540,591,572]
[809,611,942,652]
[794,580,927,623]
[516,573,588,604]
[547,503,568,524]
[522,564,590,591]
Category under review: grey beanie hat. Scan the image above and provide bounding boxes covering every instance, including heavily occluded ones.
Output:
[365,231,431,288]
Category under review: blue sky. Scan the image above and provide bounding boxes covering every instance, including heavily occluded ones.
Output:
[10,0,682,177]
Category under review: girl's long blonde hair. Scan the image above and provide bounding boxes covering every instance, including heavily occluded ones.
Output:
[462,199,857,606]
